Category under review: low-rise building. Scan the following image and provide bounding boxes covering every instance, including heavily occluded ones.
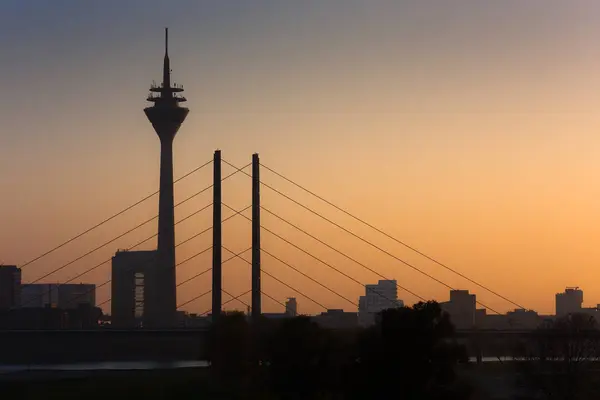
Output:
[21,283,96,310]
[313,309,358,330]
[0,265,21,309]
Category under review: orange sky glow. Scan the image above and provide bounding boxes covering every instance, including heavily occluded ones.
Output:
[2,1,600,316]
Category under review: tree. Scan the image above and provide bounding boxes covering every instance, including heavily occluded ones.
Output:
[515,313,600,400]
[349,301,470,399]
[205,305,470,399]
[263,316,338,399]
[206,311,253,385]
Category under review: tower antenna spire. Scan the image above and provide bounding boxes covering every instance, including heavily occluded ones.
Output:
[165,27,169,56]
[162,27,171,91]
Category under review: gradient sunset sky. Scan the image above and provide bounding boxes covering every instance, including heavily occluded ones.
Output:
[2,1,600,316]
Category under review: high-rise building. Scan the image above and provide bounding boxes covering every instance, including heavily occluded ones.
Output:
[0,265,21,309]
[111,249,157,328]
[556,287,584,317]
[358,280,403,327]
[21,283,95,309]
[285,297,297,317]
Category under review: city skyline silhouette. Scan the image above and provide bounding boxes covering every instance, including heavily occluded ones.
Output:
[3,1,600,316]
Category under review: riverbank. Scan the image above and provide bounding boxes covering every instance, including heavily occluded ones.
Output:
[0,367,223,399]
[0,362,525,400]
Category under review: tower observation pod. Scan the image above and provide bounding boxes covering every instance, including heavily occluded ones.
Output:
[143,28,189,328]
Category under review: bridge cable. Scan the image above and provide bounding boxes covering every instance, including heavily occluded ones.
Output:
[199,289,252,316]
[28,200,210,286]
[73,206,250,310]
[59,244,212,311]
[222,244,358,307]
[26,163,249,285]
[221,244,328,311]
[222,287,251,310]
[262,269,327,311]
[221,159,508,313]
[178,289,212,309]
[261,206,426,303]
[175,247,252,309]
[195,289,294,317]
[19,158,214,269]
[30,205,251,311]
[184,278,287,317]
[222,204,425,308]
[17,202,212,311]
[259,208,498,313]
[263,249,359,307]
[260,290,287,309]
[260,162,526,311]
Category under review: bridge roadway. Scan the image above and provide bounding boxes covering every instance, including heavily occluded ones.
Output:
[1,328,594,365]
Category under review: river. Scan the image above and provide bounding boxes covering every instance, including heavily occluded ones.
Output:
[0,356,511,375]
[0,360,209,375]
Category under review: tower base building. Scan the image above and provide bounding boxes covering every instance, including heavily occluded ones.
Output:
[111,250,158,328]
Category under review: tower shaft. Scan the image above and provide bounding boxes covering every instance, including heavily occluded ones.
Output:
[153,137,177,325]
[158,138,175,260]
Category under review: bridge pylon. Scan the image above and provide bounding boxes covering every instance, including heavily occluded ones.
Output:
[209,151,261,322]
[212,150,222,320]
[252,153,262,322]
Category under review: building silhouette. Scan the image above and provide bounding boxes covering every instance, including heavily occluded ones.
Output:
[111,28,188,328]
[262,312,290,320]
[556,287,584,317]
[313,309,358,330]
[358,280,403,327]
[0,265,21,309]
[111,249,156,327]
[285,297,297,317]
[506,309,540,329]
[440,290,476,330]
[21,283,96,310]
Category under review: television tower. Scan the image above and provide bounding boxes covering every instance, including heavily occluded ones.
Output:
[143,28,189,327]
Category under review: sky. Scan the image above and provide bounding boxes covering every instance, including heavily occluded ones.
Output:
[2,0,600,316]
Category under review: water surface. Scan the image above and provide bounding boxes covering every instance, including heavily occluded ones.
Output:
[0,360,209,374]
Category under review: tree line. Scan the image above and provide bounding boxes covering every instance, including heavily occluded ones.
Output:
[514,313,600,400]
[206,301,472,399]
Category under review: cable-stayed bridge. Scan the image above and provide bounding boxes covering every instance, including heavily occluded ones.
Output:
[0,152,532,364]
[11,153,526,319]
